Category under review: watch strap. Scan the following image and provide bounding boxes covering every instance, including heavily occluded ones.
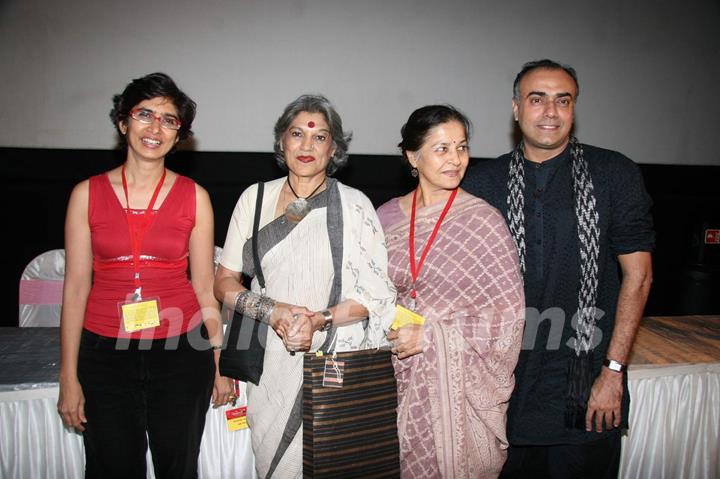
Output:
[320,309,333,332]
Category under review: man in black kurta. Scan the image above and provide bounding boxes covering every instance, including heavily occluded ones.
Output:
[464,59,654,478]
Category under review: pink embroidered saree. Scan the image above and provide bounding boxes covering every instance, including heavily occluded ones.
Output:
[377,192,524,479]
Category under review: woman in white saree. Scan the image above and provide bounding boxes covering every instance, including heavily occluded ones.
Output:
[214,95,396,478]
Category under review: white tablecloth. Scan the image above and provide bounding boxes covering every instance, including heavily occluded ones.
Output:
[0,385,256,479]
[620,363,720,479]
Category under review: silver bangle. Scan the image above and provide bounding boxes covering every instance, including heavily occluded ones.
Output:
[234,290,275,324]
[257,295,275,324]
[234,290,252,314]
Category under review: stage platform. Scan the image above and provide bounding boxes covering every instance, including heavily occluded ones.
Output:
[630,315,720,366]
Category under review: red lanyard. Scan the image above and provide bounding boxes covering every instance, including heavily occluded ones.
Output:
[408,187,457,304]
[121,166,166,290]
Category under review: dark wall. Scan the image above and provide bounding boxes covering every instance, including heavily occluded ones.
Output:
[3,147,719,327]
[640,165,720,315]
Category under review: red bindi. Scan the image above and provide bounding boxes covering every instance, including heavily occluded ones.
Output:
[307,121,315,128]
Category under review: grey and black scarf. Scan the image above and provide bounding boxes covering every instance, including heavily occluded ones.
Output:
[507,136,601,429]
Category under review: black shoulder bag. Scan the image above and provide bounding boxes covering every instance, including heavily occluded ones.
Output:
[219,182,267,385]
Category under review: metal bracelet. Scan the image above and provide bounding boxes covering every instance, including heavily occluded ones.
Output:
[234,289,275,324]
[234,290,252,314]
[256,295,275,324]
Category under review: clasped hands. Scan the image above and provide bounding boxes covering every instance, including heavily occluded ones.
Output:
[270,303,324,353]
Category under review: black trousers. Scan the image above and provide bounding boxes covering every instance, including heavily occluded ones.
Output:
[77,328,214,479]
[500,432,622,479]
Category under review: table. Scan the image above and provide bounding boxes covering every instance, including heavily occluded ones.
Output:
[0,327,255,479]
[620,315,720,479]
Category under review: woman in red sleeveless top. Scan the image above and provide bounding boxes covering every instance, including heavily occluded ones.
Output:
[57,73,234,478]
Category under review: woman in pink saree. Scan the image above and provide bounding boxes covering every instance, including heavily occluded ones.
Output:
[377,105,525,478]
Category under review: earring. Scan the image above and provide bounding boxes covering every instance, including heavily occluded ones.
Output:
[410,167,418,178]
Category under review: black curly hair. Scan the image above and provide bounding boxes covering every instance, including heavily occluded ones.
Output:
[109,72,196,145]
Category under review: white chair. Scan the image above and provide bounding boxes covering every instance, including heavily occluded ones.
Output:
[18,247,223,328]
[18,249,65,327]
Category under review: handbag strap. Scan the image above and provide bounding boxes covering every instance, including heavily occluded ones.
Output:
[319,179,343,353]
[252,182,265,292]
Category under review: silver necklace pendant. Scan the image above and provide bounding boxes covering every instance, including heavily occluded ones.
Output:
[285,176,326,223]
[285,198,311,222]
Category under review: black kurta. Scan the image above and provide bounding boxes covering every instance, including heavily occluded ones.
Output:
[463,143,655,444]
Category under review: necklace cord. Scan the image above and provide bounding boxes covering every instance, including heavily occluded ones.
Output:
[287,177,326,200]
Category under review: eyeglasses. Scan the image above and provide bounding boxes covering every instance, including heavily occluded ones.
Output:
[129,108,182,130]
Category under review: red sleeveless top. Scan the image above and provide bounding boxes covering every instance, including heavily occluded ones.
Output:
[83,173,202,339]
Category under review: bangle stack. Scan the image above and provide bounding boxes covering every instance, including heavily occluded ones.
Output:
[234,290,276,324]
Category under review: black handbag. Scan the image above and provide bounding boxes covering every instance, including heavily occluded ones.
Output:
[219,182,267,385]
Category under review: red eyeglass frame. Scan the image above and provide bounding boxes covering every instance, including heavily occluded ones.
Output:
[128,108,182,129]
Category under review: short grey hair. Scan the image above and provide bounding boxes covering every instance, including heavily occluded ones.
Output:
[273,94,352,176]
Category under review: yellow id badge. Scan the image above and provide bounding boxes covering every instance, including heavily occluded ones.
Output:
[226,406,248,431]
[120,299,160,332]
[391,304,426,330]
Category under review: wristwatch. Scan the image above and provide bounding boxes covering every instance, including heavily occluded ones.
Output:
[603,358,627,373]
[320,309,333,332]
